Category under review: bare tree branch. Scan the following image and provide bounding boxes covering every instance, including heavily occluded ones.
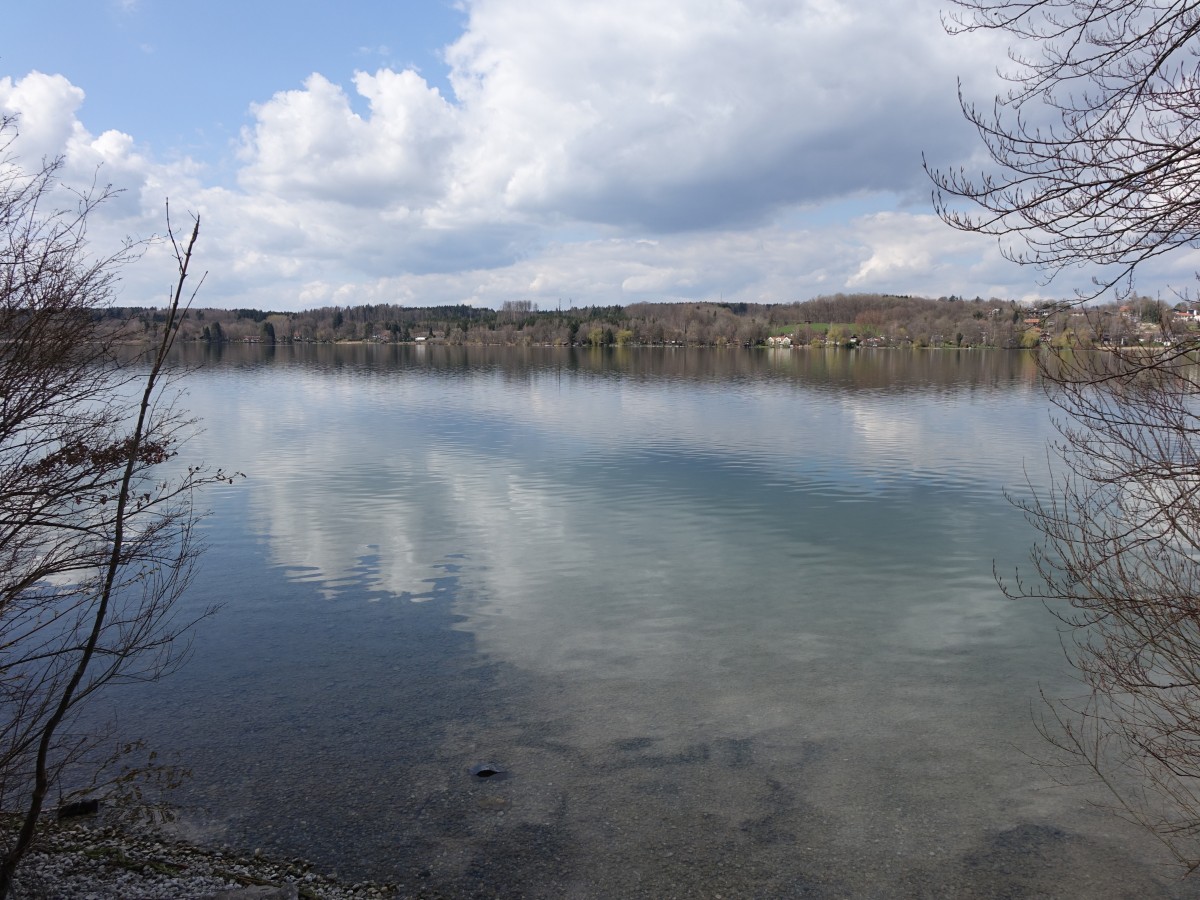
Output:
[0,118,234,896]
[929,0,1200,301]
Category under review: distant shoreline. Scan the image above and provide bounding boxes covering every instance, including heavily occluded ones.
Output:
[105,293,1183,350]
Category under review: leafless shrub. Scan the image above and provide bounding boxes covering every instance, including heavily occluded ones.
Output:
[0,116,234,896]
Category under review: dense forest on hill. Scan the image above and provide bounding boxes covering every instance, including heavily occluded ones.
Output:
[109,292,1186,349]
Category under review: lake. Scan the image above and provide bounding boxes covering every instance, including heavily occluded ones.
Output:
[86,345,1200,897]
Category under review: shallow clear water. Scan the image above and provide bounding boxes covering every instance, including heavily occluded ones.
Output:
[85,346,1200,897]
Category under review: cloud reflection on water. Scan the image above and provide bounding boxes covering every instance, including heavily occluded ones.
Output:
[163,346,1190,896]
[183,346,1054,689]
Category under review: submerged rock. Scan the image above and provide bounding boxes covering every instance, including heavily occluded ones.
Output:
[56,799,100,820]
[470,763,506,779]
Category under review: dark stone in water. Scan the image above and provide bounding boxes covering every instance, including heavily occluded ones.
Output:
[470,763,505,779]
[57,799,100,820]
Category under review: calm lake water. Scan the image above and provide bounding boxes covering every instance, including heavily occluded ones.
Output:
[88,345,1200,897]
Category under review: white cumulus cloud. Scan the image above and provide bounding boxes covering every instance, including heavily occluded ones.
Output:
[0,1,1096,310]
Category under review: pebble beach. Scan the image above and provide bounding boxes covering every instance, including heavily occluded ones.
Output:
[5,819,397,900]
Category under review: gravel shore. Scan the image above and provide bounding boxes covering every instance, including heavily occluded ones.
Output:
[5,818,397,900]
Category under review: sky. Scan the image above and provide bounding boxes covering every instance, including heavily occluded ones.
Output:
[3,0,1176,312]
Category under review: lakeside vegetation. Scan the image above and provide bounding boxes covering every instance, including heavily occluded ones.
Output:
[114,292,1193,349]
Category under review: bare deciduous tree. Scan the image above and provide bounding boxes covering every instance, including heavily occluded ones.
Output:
[930,0,1200,301]
[0,116,230,896]
[931,0,1200,873]
[1011,348,1200,870]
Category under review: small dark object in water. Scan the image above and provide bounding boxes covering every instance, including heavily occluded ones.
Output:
[470,763,505,779]
[57,799,99,820]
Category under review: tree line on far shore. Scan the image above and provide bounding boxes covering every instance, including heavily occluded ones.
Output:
[108,292,1190,350]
